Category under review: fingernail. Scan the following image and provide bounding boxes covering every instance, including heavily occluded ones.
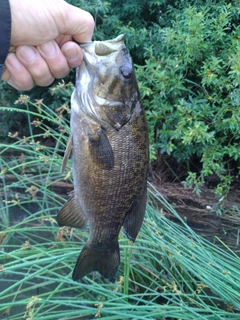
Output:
[40,41,56,56]
[64,46,78,61]
[18,46,37,63]
[6,53,22,70]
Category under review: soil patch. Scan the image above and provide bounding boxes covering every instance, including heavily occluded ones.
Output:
[151,181,240,254]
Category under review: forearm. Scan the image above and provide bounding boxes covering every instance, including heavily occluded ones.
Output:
[0,0,11,79]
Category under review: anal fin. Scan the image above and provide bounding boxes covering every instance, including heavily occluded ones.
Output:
[123,187,147,241]
[56,193,86,229]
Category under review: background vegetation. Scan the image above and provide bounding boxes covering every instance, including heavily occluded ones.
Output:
[0,100,240,318]
[0,1,240,318]
[0,0,239,196]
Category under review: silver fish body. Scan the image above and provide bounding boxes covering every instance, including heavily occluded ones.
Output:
[57,34,149,281]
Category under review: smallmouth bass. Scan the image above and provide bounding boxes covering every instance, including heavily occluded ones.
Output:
[57,34,149,281]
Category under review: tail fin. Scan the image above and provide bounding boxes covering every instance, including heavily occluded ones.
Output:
[72,244,120,281]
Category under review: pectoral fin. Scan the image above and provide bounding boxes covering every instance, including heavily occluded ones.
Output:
[123,186,147,241]
[56,193,87,229]
[88,129,114,170]
[61,136,73,173]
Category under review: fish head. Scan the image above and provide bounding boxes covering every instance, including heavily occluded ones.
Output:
[74,34,138,130]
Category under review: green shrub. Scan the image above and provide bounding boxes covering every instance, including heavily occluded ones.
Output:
[136,2,240,196]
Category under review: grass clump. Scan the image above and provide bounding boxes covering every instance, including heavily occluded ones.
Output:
[1,97,240,319]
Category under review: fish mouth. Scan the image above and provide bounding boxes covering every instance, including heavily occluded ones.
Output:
[80,34,125,55]
[80,34,125,64]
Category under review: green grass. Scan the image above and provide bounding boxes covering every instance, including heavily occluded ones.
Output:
[1,98,240,319]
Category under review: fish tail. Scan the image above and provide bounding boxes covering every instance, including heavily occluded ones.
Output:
[72,243,120,281]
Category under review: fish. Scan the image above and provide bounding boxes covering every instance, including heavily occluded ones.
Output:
[56,34,149,281]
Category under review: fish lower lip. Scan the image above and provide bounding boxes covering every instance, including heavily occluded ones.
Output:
[79,42,93,48]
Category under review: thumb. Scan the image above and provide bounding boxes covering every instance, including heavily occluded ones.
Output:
[60,4,94,43]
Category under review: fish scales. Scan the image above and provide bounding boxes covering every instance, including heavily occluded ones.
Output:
[56,34,149,281]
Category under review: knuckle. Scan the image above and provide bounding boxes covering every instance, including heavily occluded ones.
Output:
[85,12,95,32]
[49,60,70,79]
[34,72,54,87]
[55,70,69,79]
[85,12,95,30]
[17,82,34,91]
[14,74,34,91]
[37,77,54,87]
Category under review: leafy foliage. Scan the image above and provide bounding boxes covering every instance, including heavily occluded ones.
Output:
[135,2,239,196]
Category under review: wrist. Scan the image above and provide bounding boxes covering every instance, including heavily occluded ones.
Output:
[0,0,11,79]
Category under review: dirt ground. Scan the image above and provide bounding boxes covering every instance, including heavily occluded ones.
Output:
[150,179,240,254]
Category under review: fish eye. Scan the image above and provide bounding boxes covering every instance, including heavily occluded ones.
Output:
[120,66,132,79]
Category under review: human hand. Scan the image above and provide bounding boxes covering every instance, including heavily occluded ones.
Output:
[1,0,94,90]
